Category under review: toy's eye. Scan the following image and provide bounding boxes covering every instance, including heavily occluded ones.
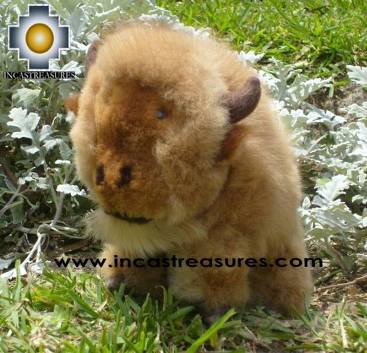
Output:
[155,109,167,120]
[96,164,104,185]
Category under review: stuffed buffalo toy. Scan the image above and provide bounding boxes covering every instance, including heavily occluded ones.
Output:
[66,22,312,323]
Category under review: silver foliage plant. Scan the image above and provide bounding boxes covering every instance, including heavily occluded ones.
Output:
[264,63,367,278]
[0,0,366,280]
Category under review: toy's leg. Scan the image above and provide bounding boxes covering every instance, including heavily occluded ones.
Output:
[249,243,313,316]
[167,227,252,323]
[169,262,249,324]
[99,244,167,298]
[169,261,250,306]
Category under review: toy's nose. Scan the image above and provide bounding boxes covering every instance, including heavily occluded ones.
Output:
[95,164,132,188]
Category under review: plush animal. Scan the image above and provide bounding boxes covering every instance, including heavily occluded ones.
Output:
[66,22,313,322]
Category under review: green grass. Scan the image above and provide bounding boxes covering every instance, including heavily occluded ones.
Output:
[157,0,367,83]
[1,1,367,352]
[0,266,366,352]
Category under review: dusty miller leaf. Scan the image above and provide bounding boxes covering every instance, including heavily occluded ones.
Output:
[56,184,86,196]
[13,88,41,108]
[7,108,40,140]
[316,175,350,203]
[347,65,367,86]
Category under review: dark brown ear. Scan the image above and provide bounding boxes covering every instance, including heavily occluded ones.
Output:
[224,76,261,124]
[85,39,101,74]
[64,94,80,115]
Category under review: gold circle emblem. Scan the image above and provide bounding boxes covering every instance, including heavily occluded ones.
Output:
[25,23,54,54]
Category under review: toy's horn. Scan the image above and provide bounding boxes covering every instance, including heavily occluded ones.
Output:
[85,39,101,74]
[224,76,261,124]
[64,40,101,115]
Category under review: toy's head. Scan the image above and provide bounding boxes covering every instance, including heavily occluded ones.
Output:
[67,23,261,225]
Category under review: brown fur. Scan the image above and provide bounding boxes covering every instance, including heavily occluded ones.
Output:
[68,22,313,317]
[64,94,79,115]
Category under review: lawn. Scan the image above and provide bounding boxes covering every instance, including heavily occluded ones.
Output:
[0,0,366,352]
[157,0,367,83]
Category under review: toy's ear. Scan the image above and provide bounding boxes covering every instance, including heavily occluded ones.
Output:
[64,93,80,115]
[224,76,261,124]
[219,77,261,160]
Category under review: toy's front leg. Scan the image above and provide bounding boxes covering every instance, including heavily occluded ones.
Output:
[169,261,249,323]
[99,244,167,298]
[168,227,251,323]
